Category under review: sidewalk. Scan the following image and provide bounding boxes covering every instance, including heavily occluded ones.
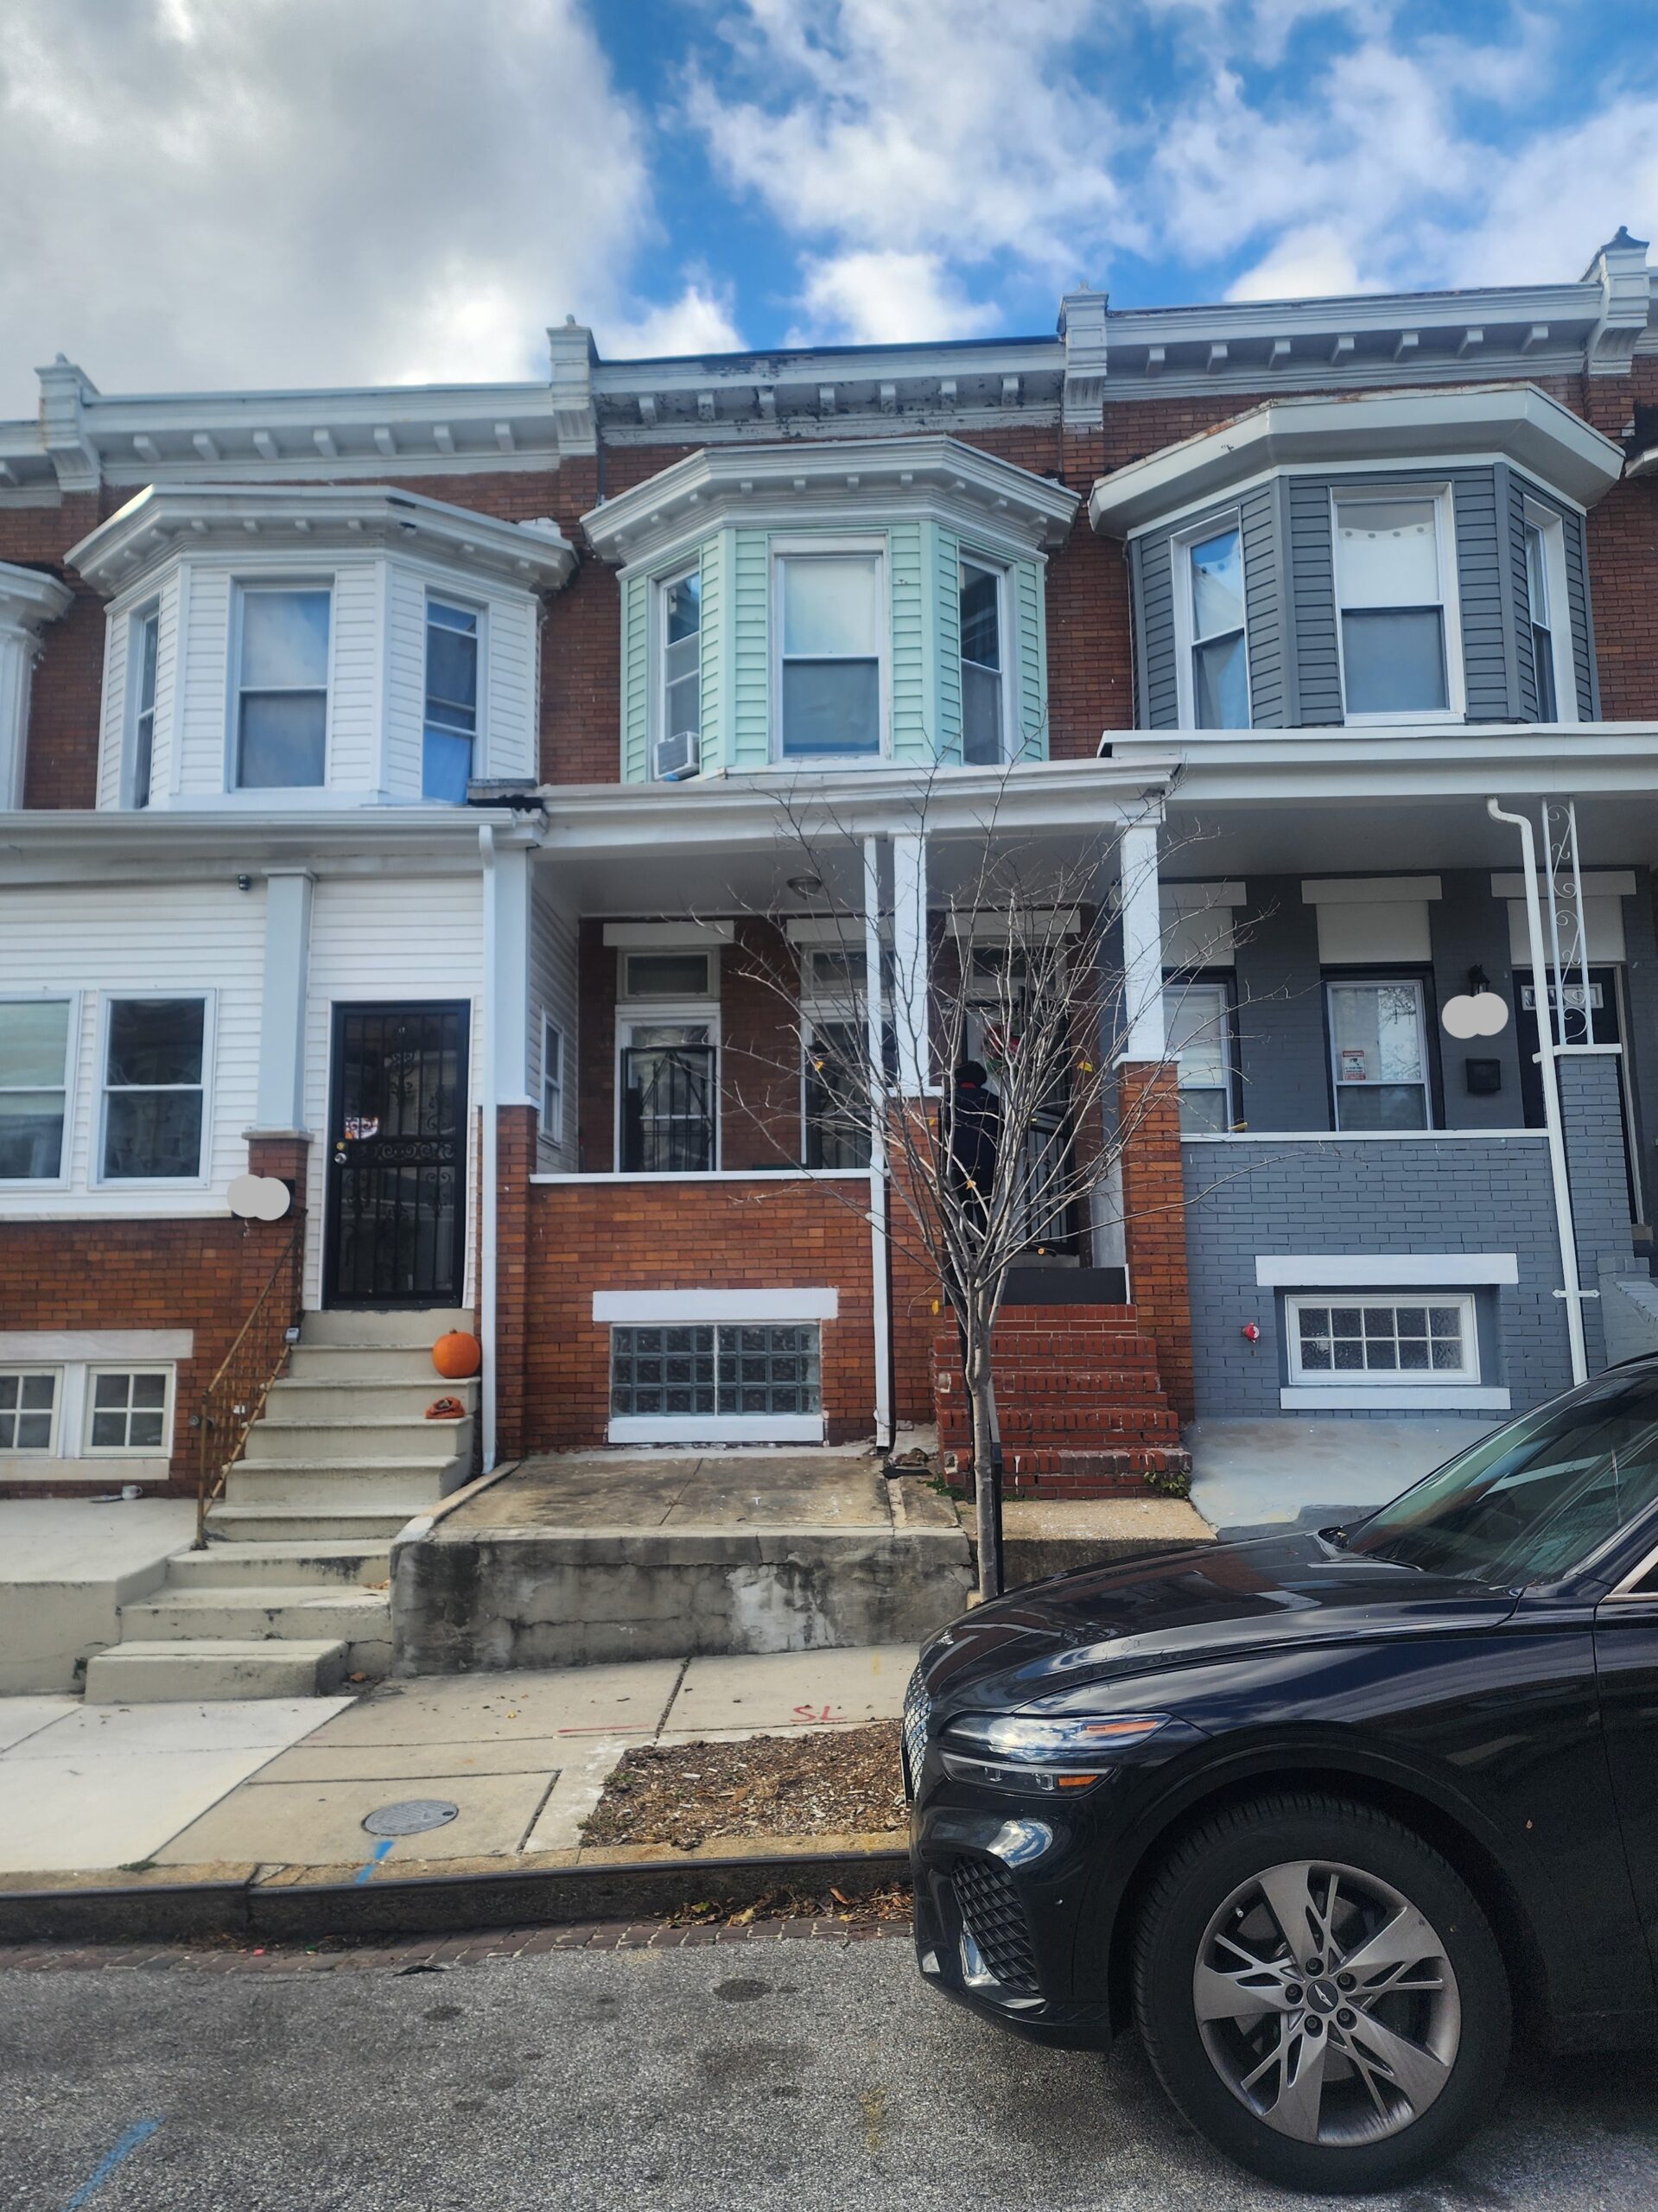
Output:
[0,1645,914,1879]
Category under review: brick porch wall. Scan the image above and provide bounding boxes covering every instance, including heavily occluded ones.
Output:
[1117,1060,1194,1422]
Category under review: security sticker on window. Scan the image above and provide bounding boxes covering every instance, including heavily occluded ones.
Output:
[1338,1047,1367,1084]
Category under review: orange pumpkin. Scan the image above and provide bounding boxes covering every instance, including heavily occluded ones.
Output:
[432,1330,482,1379]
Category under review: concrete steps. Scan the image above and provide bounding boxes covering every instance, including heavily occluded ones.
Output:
[89,1306,474,1702]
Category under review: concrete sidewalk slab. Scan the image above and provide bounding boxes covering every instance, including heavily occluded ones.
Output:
[155,1769,559,1866]
[3,1697,351,1758]
[0,1697,76,1752]
[0,1748,299,1874]
[664,1645,912,1738]
[251,1735,568,1784]
[308,1662,683,1746]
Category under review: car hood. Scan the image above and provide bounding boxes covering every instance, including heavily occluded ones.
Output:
[919,1530,1518,1719]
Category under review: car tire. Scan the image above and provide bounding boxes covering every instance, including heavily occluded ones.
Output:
[1131,1790,1512,2193]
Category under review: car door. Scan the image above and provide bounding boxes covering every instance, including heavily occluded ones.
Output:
[1594,1554,1658,2005]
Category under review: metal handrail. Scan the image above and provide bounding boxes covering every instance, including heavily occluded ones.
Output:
[193,1215,306,1547]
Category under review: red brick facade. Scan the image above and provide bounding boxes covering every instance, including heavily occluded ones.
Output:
[1116,1060,1194,1424]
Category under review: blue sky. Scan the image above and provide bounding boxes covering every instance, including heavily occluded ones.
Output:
[3,0,1657,409]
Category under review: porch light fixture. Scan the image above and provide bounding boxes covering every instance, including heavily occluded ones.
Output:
[787,874,824,897]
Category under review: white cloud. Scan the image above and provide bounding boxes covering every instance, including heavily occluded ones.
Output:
[0,0,669,410]
[598,283,746,359]
[789,251,1001,344]
[1226,225,1380,302]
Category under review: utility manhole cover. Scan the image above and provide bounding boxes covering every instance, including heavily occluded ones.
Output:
[362,1798,461,1838]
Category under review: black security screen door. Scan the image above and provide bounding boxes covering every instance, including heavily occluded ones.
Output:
[325,1003,468,1306]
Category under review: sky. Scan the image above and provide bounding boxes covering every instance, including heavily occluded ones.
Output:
[3,0,1657,414]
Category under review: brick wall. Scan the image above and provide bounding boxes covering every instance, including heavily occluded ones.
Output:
[1118,1060,1194,1421]
[493,1103,537,1461]
[522,1178,878,1447]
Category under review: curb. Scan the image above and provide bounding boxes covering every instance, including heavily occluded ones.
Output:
[0,1838,911,1948]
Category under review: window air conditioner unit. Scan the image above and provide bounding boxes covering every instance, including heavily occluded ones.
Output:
[654,728,701,782]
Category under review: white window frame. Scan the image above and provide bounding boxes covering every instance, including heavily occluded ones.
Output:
[94,991,214,1190]
[606,1317,825,1444]
[957,551,1013,765]
[1521,498,1578,728]
[0,990,79,1190]
[227,578,334,792]
[0,1366,63,1455]
[654,560,703,754]
[1162,976,1235,1134]
[613,1003,722,1173]
[1171,512,1251,730]
[1326,975,1433,1133]
[618,947,717,1003]
[1285,1292,1480,1389]
[127,601,161,809]
[539,1012,566,1147]
[1331,485,1464,726]
[81,1364,175,1457]
[422,590,487,796]
[770,536,890,764]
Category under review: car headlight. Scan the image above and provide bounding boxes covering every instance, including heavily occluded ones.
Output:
[938,1712,1172,1794]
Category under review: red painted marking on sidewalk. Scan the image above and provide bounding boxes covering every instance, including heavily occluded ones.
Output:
[791,1704,849,1725]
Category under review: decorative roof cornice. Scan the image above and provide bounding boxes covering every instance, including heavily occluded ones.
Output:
[0,558,74,635]
[581,435,1079,569]
[65,483,575,597]
[1088,383,1625,536]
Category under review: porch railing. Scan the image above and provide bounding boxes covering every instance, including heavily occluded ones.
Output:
[193,1216,305,1547]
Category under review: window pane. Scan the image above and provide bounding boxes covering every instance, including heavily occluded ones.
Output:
[783,556,879,656]
[625,955,709,999]
[238,692,327,786]
[1331,982,1424,1083]
[665,571,701,645]
[1524,524,1550,622]
[1533,624,1559,720]
[781,660,880,755]
[960,563,1000,669]
[0,1000,69,1087]
[664,666,700,741]
[104,1090,204,1179]
[136,611,159,714]
[1335,501,1440,608]
[1165,984,1228,1084]
[0,1094,65,1179]
[425,618,477,728]
[1189,529,1243,639]
[961,662,1002,765]
[240,589,330,688]
[1340,608,1447,715]
[422,727,473,803]
[1177,1088,1229,1135]
[1334,1084,1429,1132]
[106,1000,203,1087]
[1193,631,1249,727]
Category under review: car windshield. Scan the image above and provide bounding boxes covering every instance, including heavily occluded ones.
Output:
[1346,1367,1658,1586]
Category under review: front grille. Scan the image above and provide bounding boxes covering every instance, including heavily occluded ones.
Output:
[902,1669,931,1796]
[952,1855,1040,1993]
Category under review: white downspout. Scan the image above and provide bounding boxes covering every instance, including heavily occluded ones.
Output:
[1488,798,1588,1385]
[479,823,499,1470]
[864,835,893,1452]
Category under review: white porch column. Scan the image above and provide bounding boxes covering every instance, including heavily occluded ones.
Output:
[864,835,893,1448]
[892,830,929,1092]
[1116,817,1166,1063]
[254,868,314,1132]
[0,563,74,810]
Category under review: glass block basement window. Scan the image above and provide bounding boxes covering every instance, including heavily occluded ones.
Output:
[1291,1298,1474,1382]
[610,1325,822,1419]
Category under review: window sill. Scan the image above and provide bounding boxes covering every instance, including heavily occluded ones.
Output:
[607,1415,825,1444]
[1280,1385,1509,1412]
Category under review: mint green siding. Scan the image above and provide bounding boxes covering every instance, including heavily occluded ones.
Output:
[731,527,771,770]
[698,531,734,771]
[1014,556,1047,759]
[931,525,962,762]
[620,569,650,780]
[888,521,928,760]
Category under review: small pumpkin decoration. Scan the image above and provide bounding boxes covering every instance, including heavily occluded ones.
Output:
[432,1330,482,1380]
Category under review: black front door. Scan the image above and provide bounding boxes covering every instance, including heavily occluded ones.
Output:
[325,1003,468,1307]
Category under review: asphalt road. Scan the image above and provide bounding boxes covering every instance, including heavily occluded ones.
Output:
[7,1933,1658,2212]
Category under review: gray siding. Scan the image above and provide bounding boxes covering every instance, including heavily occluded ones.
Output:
[1233,880,1331,1130]
[1134,534,1178,730]
[1451,472,1509,719]
[1286,480,1344,722]
[1620,870,1658,1217]
[1240,481,1284,728]
[1134,495,1283,729]
[1429,873,1524,1128]
[1560,1052,1639,1374]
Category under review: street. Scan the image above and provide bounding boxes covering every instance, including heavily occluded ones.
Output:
[5,1927,1657,2212]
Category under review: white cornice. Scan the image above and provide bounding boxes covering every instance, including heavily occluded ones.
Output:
[581,435,1079,569]
[1088,384,1625,535]
[65,483,575,597]
[0,560,74,634]
[0,804,543,880]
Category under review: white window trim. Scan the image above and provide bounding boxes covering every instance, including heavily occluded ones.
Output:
[1257,1254,1519,1287]
[1331,484,1465,726]
[1520,497,1578,727]
[539,1011,565,1147]
[1326,975,1433,1133]
[613,1001,722,1173]
[770,535,891,765]
[81,1363,176,1457]
[126,601,161,809]
[0,1365,63,1456]
[0,990,79,1192]
[1284,1290,1482,1389]
[423,588,488,790]
[1171,512,1251,730]
[957,550,1015,765]
[653,559,702,759]
[1163,976,1236,1132]
[617,947,719,1003]
[1280,1386,1512,1412]
[93,990,215,1191]
[594,1290,838,1321]
[226,577,335,792]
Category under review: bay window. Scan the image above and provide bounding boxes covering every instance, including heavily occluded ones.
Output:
[777,552,882,758]
[660,568,702,754]
[1178,524,1248,728]
[234,585,331,787]
[959,559,1005,763]
[423,598,480,800]
[1327,978,1431,1131]
[130,604,159,808]
[100,996,207,1180]
[1523,505,1575,724]
[0,997,73,1181]
[1332,492,1458,720]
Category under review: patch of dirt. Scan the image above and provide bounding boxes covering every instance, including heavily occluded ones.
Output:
[581,1723,906,1852]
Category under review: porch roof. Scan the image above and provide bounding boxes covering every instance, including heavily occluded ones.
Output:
[0,803,543,885]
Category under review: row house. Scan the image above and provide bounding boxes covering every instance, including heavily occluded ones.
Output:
[4,233,1658,1541]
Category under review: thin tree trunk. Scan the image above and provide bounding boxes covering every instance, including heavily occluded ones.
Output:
[965,1325,1003,1602]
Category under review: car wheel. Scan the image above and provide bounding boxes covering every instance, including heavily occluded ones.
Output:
[1132,1791,1512,2192]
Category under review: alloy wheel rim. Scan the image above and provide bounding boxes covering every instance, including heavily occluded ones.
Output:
[1192,1857,1462,2146]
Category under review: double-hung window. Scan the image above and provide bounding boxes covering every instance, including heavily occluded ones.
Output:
[540,1014,565,1146]
[0,997,73,1181]
[130,605,160,808]
[1523,505,1575,725]
[1178,524,1249,727]
[0,1370,59,1452]
[959,559,1006,763]
[777,552,882,758]
[659,568,702,764]
[1327,978,1431,1131]
[423,599,480,800]
[234,585,331,787]
[1332,492,1458,719]
[1163,980,1233,1134]
[100,997,207,1180]
[86,1369,172,1453]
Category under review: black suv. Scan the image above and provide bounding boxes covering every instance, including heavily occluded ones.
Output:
[906,1359,1658,2191]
